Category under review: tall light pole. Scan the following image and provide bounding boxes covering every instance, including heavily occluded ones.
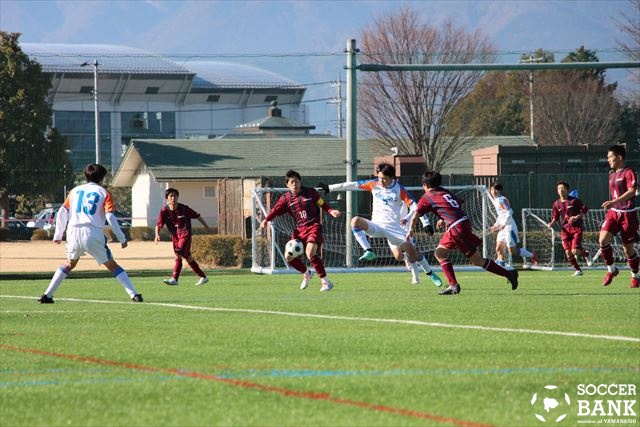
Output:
[82,60,100,164]
[520,56,543,142]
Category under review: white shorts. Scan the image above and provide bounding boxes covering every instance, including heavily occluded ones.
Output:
[496,224,519,247]
[66,226,112,265]
[364,220,408,250]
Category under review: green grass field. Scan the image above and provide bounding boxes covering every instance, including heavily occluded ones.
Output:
[1,269,639,427]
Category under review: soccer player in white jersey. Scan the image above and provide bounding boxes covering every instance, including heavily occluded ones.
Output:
[489,182,538,268]
[38,164,143,303]
[318,163,442,286]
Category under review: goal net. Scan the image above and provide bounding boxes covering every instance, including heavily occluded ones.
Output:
[251,185,495,274]
[522,208,635,270]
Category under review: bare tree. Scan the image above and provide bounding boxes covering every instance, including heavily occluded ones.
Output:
[614,0,640,87]
[534,72,622,146]
[358,8,496,170]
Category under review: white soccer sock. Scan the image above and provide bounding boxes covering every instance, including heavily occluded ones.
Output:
[519,248,533,258]
[114,269,138,298]
[43,266,69,297]
[416,255,433,274]
[410,263,420,283]
[351,228,370,251]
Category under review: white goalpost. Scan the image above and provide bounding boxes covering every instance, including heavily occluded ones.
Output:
[251,185,495,274]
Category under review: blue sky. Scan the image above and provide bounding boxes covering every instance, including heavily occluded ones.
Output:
[1,0,637,134]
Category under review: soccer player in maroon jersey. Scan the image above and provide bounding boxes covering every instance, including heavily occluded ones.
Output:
[406,171,519,295]
[260,170,341,292]
[155,188,211,286]
[598,145,639,288]
[547,181,592,276]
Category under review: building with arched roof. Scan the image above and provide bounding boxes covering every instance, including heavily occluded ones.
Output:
[22,43,308,171]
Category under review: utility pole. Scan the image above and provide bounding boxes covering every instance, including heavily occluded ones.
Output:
[520,56,543,143]
[328,77,343,138]
[82,60,100,164]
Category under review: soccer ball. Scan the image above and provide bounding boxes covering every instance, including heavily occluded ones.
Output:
[285,239,304,258]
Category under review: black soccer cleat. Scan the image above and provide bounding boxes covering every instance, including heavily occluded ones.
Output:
[507,269,519,290]
[438,284,461,295]
[131,294,144,302]
[38,294,54,304]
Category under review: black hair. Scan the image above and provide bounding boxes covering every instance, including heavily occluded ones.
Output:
[422,171,442,188]
[608,145,626,160]
[285,170,302,182]
[165,188,179,198]
[375,162,396,178]
[490,182,503,192]
[84,163,107,184]
[556,180,569,189]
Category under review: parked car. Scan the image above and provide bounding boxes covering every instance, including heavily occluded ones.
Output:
[27,207,131,231]
[26,207,57,231]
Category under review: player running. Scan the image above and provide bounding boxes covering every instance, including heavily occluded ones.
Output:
[598,145,639,288]
[319,163,442,286]
[260,170,341,292]
[488,182,538,269]
[546,181,592,276]
[406,171,518,295]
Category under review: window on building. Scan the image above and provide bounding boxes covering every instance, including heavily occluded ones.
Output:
[203,185,218,198]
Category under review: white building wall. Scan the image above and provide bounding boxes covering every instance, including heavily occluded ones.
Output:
[131,173,164,227]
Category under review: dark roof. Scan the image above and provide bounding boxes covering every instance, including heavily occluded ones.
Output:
[113,137,384,185]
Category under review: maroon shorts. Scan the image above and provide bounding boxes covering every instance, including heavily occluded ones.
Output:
[601,210,640,244]
[561,228,584,251]
[439,220,482,258]
[172,236,192,258]
[293,223,324,246]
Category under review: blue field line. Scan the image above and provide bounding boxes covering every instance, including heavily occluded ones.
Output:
[214,366,638,379]
[2,366,636,388]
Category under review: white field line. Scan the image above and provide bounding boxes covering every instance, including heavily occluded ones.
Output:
[2,295,639,343]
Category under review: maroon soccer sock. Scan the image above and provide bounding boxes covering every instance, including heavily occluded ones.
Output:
[187,259,205,277]
[438,259,458,285]
[288,257,308,274]
[483,258,509,278]
[309,255,327,279]
[567,255,581,271]
[601,244,615,266]
[173,258,183,279]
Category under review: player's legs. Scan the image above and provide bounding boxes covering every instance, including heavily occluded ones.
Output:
[41,228,85,302]
[619,213,640,286]
[40,257,80,302]
[351,216,371,249]
[562,234,582,273]
[495,240,508,266]
[103,258,141,299]
[599,211,622,285]
[178,237,206,281]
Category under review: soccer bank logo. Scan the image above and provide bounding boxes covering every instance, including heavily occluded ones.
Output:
[531,385,571,422]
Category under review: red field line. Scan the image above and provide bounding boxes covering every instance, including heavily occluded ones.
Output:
[1,344,494,427]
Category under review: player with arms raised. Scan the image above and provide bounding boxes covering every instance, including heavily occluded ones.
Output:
[599,145,639,288]
[406,171,518,295]
[319,163,441,286]
[260,170,341,292]
[38,163,143,303]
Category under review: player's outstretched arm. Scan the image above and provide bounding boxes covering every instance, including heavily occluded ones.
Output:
[316,182,330,195]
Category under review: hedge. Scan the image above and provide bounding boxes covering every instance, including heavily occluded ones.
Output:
[191,235,252,268]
